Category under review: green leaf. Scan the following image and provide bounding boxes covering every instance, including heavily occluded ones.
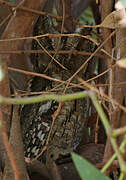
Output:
[81,6,95,25]
[72,153,111,180]
[9,0,17,4]
[120,0,126,6]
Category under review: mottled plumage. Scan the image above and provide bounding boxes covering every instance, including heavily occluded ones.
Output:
[20,15,94,162]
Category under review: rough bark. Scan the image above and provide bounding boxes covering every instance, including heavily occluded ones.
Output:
[103,1,126,178]
[0,0,47,179]
[100,0,114,163]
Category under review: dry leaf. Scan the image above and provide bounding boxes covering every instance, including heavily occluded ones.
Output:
[100,8,126,29]
[116,58,126,68]
[80,8,126,29]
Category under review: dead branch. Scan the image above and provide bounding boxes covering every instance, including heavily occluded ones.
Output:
[100,0,114,164]
[3,106,29,180]
[0,0,47,90]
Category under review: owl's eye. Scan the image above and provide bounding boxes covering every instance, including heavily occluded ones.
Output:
[50,154,54,159]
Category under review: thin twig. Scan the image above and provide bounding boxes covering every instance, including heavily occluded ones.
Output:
[89,92,126,174]
[35,38,67,70]
[101,135,126,173]
[0,0,26,29]
[64,31,116,92]
[110,126,126,137]
[8,66,126,112]
[0,91,89,105]
[78,77,126,113]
